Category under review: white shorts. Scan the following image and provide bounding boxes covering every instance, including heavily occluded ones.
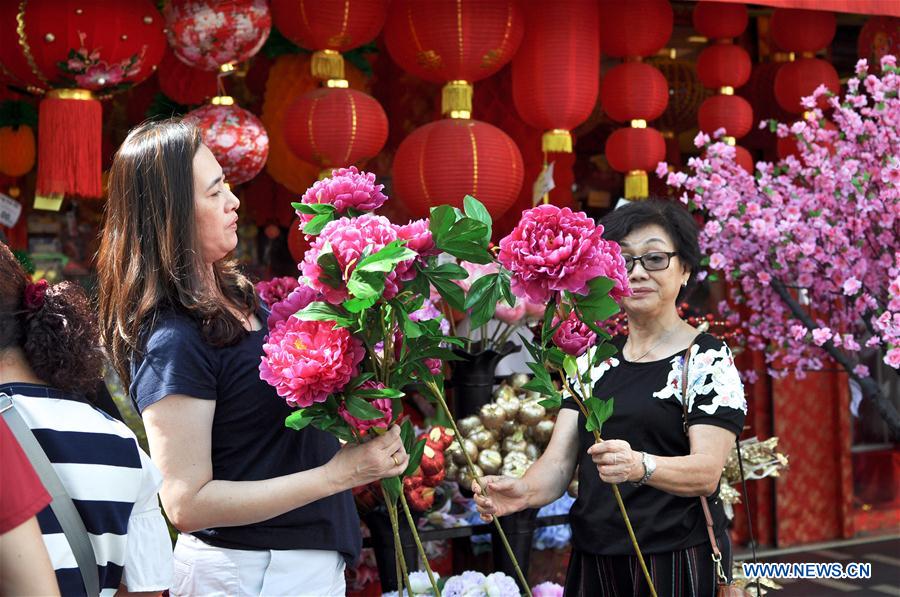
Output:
[171,533,346,597]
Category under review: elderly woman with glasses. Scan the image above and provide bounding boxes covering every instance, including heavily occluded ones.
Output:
[474,199,747,596]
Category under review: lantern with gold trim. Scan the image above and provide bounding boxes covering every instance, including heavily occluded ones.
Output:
[0,0,165,206]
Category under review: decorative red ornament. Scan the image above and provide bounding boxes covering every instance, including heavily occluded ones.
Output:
[605,127,666,177]
[600,61,669,123]
[698,94,753,139]
[774,58,840,113]
[164,0,271,71]
[393,118,523,219]
[510,0,599,153]
[184,102,269,185]
[282,88,388,168]
[697,43,752,90]
[271,0,387,52]
[0,0,165,200]
[287,218,310,263]
[734,145,753,174]
[692,1,748,39]
[771,9,836,53]
[157,48,217,105]
[858,17,900,72]
[599,0,673,58]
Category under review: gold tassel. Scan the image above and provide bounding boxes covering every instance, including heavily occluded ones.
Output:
[34,193,63,211]
[625,170,648,200]
[312,49,345,81]
[442,80,472,119]
[542,129,572,153]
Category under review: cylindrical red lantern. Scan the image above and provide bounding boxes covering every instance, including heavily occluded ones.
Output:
[599,0,673,59]
[393,118,523,219]
[605,126,666,198]
[858,17,900,73]
[774,58,840,113]
[600,62,669,123]
[511,0,599,153]
[271,0,387,81]
[692,2,748,40]
[184,101,269,185]
[698,94,753,139]
[157,48,218,105]
[771,9,836,53]
[164,0,271,71]
[697,43,752,90]
[0,0,165,200]
[282,87,388,168]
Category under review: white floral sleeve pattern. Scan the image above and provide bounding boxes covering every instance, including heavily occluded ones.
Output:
[653,341,747,416]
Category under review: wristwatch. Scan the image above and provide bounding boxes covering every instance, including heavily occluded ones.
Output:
[633,451,657,487]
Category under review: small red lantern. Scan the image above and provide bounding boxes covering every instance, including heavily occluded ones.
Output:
[605,126,666,198]
[157,48,218,105]
[774,58,840,113]
[288,218,311,263]
[184,101,269,185]
[692,2,748,40]
[600,61,669,123]
[282,88,388,168]
[734,145,753,174]
[164,0,271,71]
[858,17,900,73]
[697,43,752,90]
[698,94,753,139]
[771,9,836,53]
[599,0,673,58]
[393,118,523,219]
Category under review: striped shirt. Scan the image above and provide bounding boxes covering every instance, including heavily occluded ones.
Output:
[1,383,173,596]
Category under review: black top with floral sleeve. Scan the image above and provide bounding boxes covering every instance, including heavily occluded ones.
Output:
[561,332,747,555]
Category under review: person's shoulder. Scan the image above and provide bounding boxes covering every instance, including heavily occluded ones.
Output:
[143,309,204,348]
[693,332,731,354]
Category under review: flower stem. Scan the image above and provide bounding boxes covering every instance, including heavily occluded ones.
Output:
[381,486,413,596]
[423,380,533,597]
[398,492,441,596]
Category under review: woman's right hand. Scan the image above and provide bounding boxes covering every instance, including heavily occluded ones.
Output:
[328,426,409,489]
[472,476,529,521]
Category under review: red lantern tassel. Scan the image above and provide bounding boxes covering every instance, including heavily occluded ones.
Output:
[36,89,103,201]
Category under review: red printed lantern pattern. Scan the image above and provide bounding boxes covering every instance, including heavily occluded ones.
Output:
[157,47,218,105]
[184,103,269,185]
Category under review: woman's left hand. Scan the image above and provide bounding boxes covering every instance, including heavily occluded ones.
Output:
[588,439,642,485]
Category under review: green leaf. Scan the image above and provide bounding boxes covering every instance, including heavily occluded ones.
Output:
[404,438,427,477]
[354,387,405,400]
[400,419,415,453]
[345,395,388,420]
[343,295,378,313]
[463,195,492,244]
[292,202,337,215]
[499,273,515,307]
[577,294,620,323]
[295,301,353,327]
[539,397,561,410]
[356,240,418,273]
[547,347,566,368]
[348,373,375,390]
[587,276,616,297]
[381,476,401,503]
[563,355,579,379]
[285,410,313,431]
[464,274,499,310]
[440,240,493,264]
[448,218,489,244]
[585,410,601,433]
[429,276,466,311]
[303,212,334,235]
[316,249,343,289]
[347,268,386,300]
[590,342,619,366]
[427,262,469,280]
[429,205,457,240]
[541,297,559,345]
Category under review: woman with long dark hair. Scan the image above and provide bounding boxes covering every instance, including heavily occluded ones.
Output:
[97,119,408,596]
[0,242,172,595]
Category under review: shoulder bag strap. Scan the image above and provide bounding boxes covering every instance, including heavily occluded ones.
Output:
[1,393,100,596]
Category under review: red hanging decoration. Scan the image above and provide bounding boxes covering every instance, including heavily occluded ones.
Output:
[605,127,666,176]
[157,47,218,105]
[510,0,599,153]
[692,1,748,39]
[858,17,900,73]
[287,217,311,263]
[599,0,673,59]
[698,94,753,139]
[184,101,269,186]
[734,145,753,174]
[770,9,836,54]
[393,118,523,219]
[0,0,165,202]
[282,87,388,168]
[600,62,669,124]
[773,57,841,113]
[696,43,752,90]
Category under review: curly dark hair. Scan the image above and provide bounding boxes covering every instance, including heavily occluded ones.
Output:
[0,242,103,393]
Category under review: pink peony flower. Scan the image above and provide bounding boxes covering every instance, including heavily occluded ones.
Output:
[267,282,321,329]
[456,261,500,293]
[552,311,597,357]
[524,299,546,320]
[495,301,526,324]
[498,205,629,303]
[425,357,443,375]
[297,166,387,224]
[338,381,393,433]
[397,219,438,280]
[256,276,300,306]
[300,214,404,304]
[259,317,365,408]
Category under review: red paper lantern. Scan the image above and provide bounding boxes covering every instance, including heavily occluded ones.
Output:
[393,118,523,219]
[164,0,271,71]
[271,0,386,51]
[282,88,388,167]
[777,119,838,159]
[605,126,666,188]
[184,102,269,185]
[734,145,753,173]
[0,0,165,199]
[692,2,748,39]
[698,94,753,139]
[510,0,599,153]
[771,9,836,53]
[858,17,900,72]
[157,48,218,105]
[288,217,311,262]
[774,58,840,113]
[697,43,752,90]
[599,0,673,58]
[600,62,669,123]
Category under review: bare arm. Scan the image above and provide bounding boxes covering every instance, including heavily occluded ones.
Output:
[588,424,735,497]
[142,395,408,533]
[0,515,60,596]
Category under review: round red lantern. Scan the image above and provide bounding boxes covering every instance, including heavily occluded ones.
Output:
[0,0,165,199]
[164,0,271,71]
[734,145,753,174]
[777,119,838,159]
[0,125,36,178]
[282,88,388,168]
[774,58,840,113]
[697,43,752,90]
[605,126,666,198]
[698,94,753,139]
[393,119,523,219]
[288,218,311,262]
[599,0,673,58]
[600,61,669,123]
[858,17,900,72]
[771,9,836,53]
[184,101,269,185]
[511,0,599,153]
[692,2,748,39]
[157,48,218,105]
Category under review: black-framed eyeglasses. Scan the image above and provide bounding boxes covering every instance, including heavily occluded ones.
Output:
[623,251,679,273]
